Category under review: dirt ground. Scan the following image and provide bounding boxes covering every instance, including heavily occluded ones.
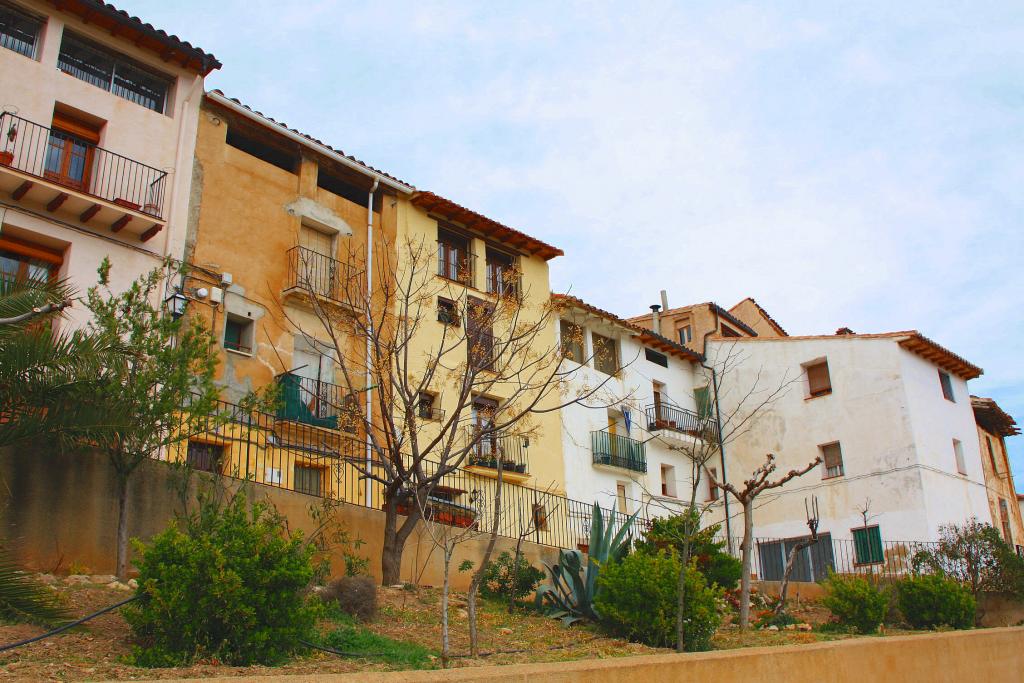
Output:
[0,578,878,681]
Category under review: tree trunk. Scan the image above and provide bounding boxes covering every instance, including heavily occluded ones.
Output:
[774,539,814,617]
[675,506,696,652]
[468,467,503,656]
[441,548,452,668]
[467,582,479,656]
[739,499,754,631]
[381,496,417,586]
[508,536,525,614]
[115,473,131,580]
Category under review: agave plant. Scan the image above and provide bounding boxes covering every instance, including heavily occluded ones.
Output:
[536,501,637,625]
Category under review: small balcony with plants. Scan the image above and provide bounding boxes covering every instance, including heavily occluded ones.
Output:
[274,371,356,432]
[465,430,531,483]
[645,402,716,443]
[591,430,647,473]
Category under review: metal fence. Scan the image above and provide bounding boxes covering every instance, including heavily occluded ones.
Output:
[285,245,362,307]
[168,397,955,576]
[166,396,645,551]
[723,534,942,584]
[0,111,168,218]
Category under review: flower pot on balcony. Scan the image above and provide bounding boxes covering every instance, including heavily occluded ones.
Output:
[0,151,13,166]
[142,202,160,216]
[514,463,527,474]
[114,197,140,211]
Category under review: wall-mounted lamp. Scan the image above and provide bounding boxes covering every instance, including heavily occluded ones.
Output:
[164,289,188,319]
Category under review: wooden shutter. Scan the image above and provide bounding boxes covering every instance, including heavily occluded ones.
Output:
[822,443,843,470]
[807,361,831,396]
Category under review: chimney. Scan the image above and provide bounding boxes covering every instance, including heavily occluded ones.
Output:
[660,290,669,312]
[650,304,662,335]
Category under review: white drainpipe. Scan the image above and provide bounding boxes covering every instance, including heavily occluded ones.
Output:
[364,179,379,505]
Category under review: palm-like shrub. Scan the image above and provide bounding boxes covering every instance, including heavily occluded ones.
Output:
[0,546,71,626]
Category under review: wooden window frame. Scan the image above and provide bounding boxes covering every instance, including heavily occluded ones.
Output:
[851,525,884,566]
[939,371,955,402]
[437,297,460,326]
[821,441,844,479]
[591,331,619,376]
[560,319,584,363]
[805,359,832,398]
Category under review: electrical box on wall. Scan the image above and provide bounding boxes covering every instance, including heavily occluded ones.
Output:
[210,287,223,304]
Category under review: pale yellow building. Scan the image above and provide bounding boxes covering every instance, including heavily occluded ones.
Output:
[971,396,1023,549]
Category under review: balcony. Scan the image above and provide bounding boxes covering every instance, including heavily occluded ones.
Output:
[465,430,530,482]
[0,112,167,241]
[485,261,522,299]
[591,430,647,473]
[275,371,356,431]
[283,246,362,310]
[645,403,716,441]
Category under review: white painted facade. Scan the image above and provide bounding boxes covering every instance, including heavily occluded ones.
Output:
[704,334,991,546]
[556,301,720,525]
[0,1,211,326]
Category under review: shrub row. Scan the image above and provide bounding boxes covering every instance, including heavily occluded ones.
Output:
[822,572,976,633]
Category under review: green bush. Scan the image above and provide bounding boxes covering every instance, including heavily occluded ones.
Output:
[481,551,545,602]
[897,574,976,630]
[594,550,722,651]
[912,520,1024,600]
[639,514,741,589]
[125,491,320,666]
[321,613,434,669]
[821,573,889,634]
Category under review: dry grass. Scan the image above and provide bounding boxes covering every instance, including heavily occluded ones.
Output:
[0,579,913,681]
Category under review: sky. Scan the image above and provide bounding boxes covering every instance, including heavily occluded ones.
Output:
[123,1,1023,479]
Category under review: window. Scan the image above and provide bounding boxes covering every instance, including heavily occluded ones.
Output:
[953,438,966,475]
[720,324,740,337]
[57,32,172,113]
[660,464,677,498]
[821,442,844,478]
[417,392,440,421]
[939,371,955,402]
[466,296,494,371]
[186,440,223,473]
[706,467,720,501]
[678,325,692,345]
[986,436,999,474]
[437,228,472,284]
[0,236,61,282]
[532,503,548,531]
[560,320,583,362]
[224,314,254,354]
[437,297,460,326]
[294,464,324,496]
[645,348,668,367]
[225,126,298,173]
[616,482,629,514]
[805,359,832,398]
[694,386,712,420]
[45,111,102,192]
[591,332,618,376]
[852,525,883,565]
[999,499,1013,544]
[265,467,282,485]
[485,248,517,296]
[0,2,42,58]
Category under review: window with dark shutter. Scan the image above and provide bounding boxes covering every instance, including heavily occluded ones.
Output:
[560,320,583,362]
[852,525,883,565]
[644,348,668,367]
[806,360,832,397]
[592,332,618,376]
[294,465,324,496]
[821,442,844,478]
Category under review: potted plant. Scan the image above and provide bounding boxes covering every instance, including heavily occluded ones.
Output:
[0,150,13,166]
[114,197,141,211]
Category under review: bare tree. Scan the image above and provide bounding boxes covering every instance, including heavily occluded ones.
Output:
[275,233,616,585]
[708,453,822,630]
[466,459,504,657]
[773,496,820,618]
[414,482,486,668]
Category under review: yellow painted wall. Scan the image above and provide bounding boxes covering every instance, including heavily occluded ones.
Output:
[976,424,1024,547]
[394,202,567,495]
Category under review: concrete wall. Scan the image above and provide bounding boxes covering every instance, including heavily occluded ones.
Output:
[704,336,987,544]
[0,446,558,590]
[183,627,1024,683]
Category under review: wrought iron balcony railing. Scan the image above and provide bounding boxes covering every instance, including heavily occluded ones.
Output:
[485,262,521,298]
[286,246,361,307]
[591,430,647,473]
[0,112,168,218]
[466,430,530,475]
[275,371,356,431]
[645,402,715,439]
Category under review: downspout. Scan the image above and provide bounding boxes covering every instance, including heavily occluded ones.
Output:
[364,179,379,505]
[701,308,733,551]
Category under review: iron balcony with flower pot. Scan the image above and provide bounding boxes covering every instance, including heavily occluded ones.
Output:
[465,431,531,483]
[0,111,168,243]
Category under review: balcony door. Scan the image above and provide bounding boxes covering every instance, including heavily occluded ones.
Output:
[292,335,336,419]
[298,225,336,298]
[44,112,100,192]
[471,396,499,459]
